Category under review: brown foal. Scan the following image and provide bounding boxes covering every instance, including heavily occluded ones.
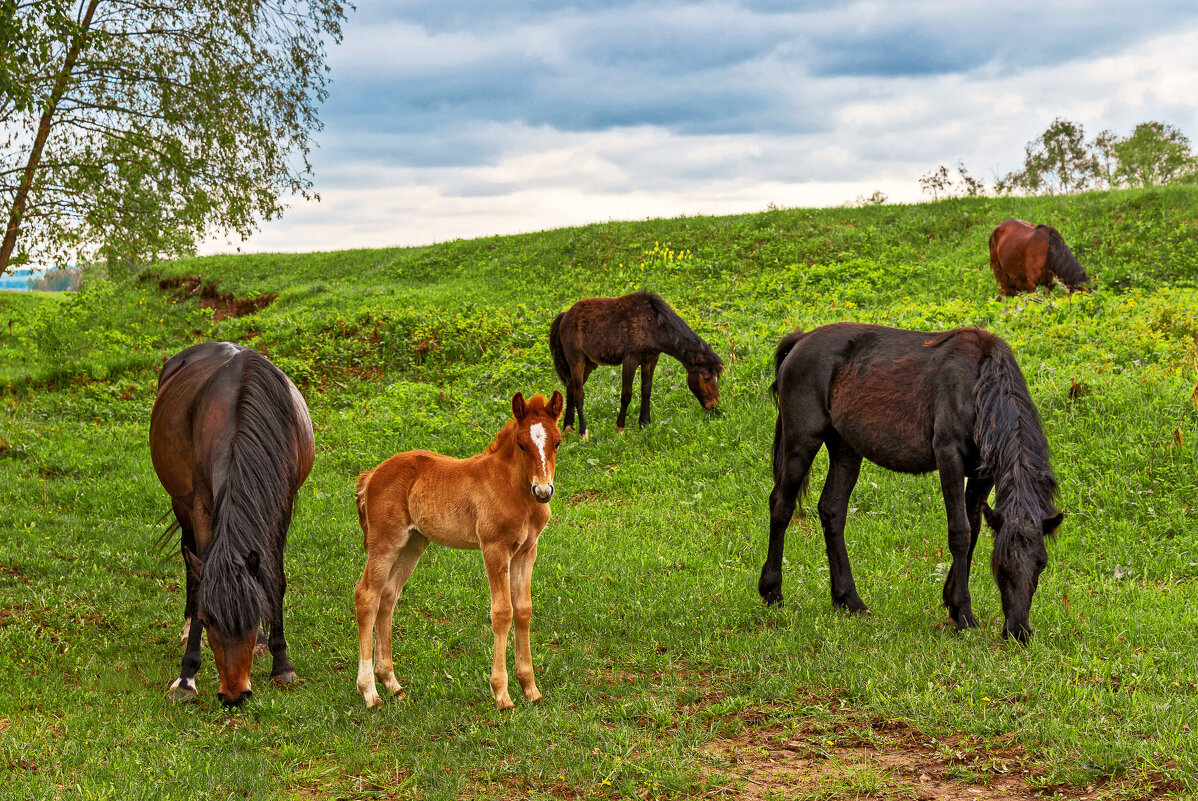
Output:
[353,391,564,709]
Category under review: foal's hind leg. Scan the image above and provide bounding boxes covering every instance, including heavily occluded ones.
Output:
[817,437,867,613]
[355,527,412,708]
[372,533,428,698]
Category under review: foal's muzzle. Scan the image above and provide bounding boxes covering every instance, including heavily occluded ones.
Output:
[532,483,554,503]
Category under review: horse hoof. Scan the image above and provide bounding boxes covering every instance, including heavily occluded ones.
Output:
[496,697,515,711]
[581,431,589,442]
[167,677,198,702]
[364,693,383,709]
[614,426,624,434]
[271,670,299,686]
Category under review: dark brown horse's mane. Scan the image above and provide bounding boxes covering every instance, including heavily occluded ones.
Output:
[640,291,724,375]
[973,338,1060,557]
[1039,225,1091,291]
[198,352,303,638]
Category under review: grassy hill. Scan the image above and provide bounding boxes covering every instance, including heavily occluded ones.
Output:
[1,186,1196,799]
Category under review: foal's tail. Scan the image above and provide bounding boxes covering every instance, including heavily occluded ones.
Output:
[355,469,374,550]
[549,312,570,388]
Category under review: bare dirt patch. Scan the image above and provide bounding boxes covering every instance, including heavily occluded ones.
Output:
[703,713,1174,801]
[149,274,276,320]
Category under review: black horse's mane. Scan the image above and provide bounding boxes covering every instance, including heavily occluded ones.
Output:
[1038,225,1091,291]
[640,291,724,374]
[973,338,1060,544]
[198,352,302,638]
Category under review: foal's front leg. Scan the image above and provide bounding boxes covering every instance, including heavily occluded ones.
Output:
[508,541,541,702]
[482,542,516,709]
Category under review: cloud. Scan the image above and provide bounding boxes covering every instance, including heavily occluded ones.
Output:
[205,3,1198,253]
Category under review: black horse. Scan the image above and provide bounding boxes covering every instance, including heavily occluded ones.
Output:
[759,323,1062,642]
[150,342,315,705]
[549,291,723,439]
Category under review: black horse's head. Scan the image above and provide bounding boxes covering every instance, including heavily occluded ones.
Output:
[984,504,1063,643]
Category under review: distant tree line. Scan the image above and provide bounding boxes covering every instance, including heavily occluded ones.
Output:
[920,119,1198,199]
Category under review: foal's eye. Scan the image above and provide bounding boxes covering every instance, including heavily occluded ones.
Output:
[518,443,525,451]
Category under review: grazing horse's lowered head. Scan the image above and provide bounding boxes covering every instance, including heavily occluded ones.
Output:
[983,505,1064,643]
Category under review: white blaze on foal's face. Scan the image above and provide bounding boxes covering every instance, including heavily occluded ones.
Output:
[529,422,549,478]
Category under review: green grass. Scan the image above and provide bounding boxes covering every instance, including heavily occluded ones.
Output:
[1,186,1197,799]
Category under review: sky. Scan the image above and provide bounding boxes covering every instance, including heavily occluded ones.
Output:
[204,1,1198,255]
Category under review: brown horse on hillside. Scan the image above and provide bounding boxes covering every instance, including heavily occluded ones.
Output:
[353,391,564,709]
[549,291,723,440]
[150,342,315,705]
[760,323,1062,642]
[988,218,1091,295]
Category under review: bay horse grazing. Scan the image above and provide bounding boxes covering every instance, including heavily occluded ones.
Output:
[549,291,723,440]
[149,342,314,706]
[989,218,1091,295]
[354,391,564,709]
[759,323,1063,643]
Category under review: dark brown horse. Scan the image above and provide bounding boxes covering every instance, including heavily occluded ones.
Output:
[759,323,1062,642]
[150,342,314,706]
[549,291,723,439]
[989,218,1091,295]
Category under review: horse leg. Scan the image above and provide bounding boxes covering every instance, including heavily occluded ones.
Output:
[373,533,428,698]
[169,613,205,701]
[615,358,638,432]
[759,429,822,605]
[267,566,297,685]
[562,358,579,433]
[937,452,977,629]
[818,436,866,613]
[571,362,592,441]
[638,356,658,427]
[354,532,407,708]
[509,541,541,702]
[481,541,516,710]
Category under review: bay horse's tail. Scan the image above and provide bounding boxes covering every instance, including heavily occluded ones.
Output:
[972,337,1059,567]
[771,330,811,511]
[201,352,300,638]
[549,312,570,387]
[1040,225,1091,292]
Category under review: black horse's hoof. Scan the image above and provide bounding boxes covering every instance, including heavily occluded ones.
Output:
[167,677,198,702]
[271,670,299,686]
[759,589,783,606]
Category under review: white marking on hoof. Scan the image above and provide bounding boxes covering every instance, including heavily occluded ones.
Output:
[271,670,298,686]
[357,658,381,708]
[382,674,403,696]
[167,677,198,701]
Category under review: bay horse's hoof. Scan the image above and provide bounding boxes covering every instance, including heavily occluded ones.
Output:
[167,677,198,702]
[581,431,590,442]
[614,426,624,434]
[271,670,299,686]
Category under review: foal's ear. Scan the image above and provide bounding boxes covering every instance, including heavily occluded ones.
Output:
[981,502,1002,532]
[511,392,527,420]
[547,389,564,420]
[184,549,205,582]
[1043,511,1065,537]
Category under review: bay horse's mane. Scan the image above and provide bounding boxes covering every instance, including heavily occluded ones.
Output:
[199,352,304,638]
[1038,224,1090,291]
[640,291,724,375]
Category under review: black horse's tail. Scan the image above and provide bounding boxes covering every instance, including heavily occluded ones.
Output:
[549,312,570,388]
[771,330,810,513]
[1041,225,1091,292]
[201,352,300,638]
[972,337,1059,566]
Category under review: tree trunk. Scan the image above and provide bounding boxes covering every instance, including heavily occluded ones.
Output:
[0,0,101,276]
